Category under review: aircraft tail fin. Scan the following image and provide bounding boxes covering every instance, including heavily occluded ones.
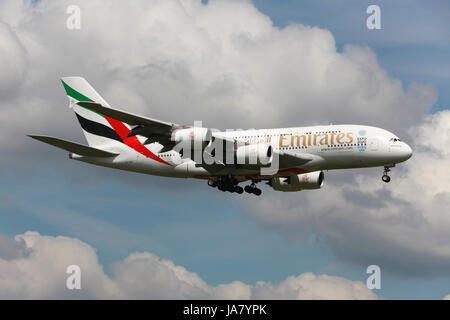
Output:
[61,77,119,148]
[28,135,118,158]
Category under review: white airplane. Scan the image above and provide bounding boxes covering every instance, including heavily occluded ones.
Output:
[29,77,413,196]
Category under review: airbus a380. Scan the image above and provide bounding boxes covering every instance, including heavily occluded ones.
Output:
[29,77,413,196]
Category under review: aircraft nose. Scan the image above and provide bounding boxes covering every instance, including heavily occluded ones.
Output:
[405,143,413,159]
[390,141,413,163]
[401,142,413,161]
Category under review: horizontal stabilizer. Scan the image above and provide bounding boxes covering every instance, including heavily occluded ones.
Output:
[28,135,118,157]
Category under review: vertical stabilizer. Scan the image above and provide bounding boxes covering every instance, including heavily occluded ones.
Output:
[61,77,117,147]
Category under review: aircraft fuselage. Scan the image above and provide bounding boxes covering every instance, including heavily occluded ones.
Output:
[71,124,412,180]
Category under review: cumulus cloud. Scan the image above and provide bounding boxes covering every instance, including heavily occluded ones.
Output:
[0,231,377,299]
[251,273,375,300]
[0,234,30,260]
[0,0,436,159]
[0,0,446,280]
[0,232,116,299]
[244,110,450,276]
[0,22,26,97]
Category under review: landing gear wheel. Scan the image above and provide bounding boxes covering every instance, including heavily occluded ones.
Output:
[244,185,253,193]
[382,165,394,183]
[226,185,235,192]
[234,186,244,194]
[208,179,217,188]
[252,188,262,196]
[243,181,262,195]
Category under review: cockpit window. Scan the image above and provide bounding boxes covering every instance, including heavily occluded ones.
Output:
[390,138,402,142]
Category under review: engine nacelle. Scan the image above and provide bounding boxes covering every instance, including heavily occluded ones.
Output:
[172,127,212,150]
[270,171,324,192]
[236,143,272,166]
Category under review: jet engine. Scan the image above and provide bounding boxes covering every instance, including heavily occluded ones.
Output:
[236,143,273,166]
[269,171,324,192]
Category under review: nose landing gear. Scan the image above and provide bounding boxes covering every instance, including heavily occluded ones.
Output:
[382,164,395,183]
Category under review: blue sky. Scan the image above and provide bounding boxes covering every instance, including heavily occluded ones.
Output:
[1,0,449,299]
[0,162,333,284]
[3,164,450,299]
[253,0,450,112]
[250,1,450,298]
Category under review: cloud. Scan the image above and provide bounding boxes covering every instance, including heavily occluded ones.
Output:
[0,0,437,160]
[0,231,377,299]
[0,232,115,299]
[0,234,30,260]
[0,0,445,282]
[0,22,26,97]
[251,273,376,300]
[244,110,450,276]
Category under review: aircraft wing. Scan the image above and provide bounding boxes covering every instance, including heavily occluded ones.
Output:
[210,134,313,169]
[201,134,313,171]
[76,102,186,148]
[196,150,313,175]
[276,150,313,168]
[76,102,183,135]
[28,135,118,157]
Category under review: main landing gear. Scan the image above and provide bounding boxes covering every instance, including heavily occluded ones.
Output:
[382,164,395,183]
[208,178,262,196]
[244,182,262,196]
